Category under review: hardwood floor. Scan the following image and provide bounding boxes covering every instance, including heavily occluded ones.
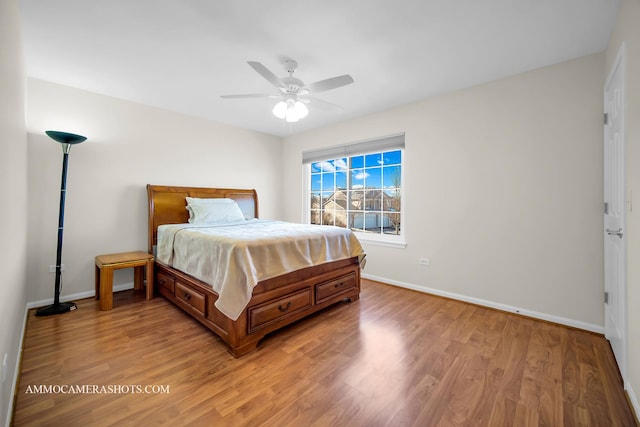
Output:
[12,280,637,426]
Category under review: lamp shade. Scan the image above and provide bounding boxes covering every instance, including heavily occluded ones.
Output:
[45,130,87,145]
[272,102,288,119]
[293,101,308,119]
[272,99,309,123]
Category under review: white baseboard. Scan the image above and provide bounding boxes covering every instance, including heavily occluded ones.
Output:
[627,382,640,423]
[5,303,28,427]
[26,282,135,309]
[361,273,604,334]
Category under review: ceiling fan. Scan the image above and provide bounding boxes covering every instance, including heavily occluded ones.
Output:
[221,59,354,123]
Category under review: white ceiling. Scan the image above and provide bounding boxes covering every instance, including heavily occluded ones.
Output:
[18,0,620,137]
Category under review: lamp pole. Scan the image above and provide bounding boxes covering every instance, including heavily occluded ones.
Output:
[36,131,87,316]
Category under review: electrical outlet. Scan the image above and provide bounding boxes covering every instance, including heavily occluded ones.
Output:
[49,264,65,273]
[2,353,7,384]
[419,258,430,267]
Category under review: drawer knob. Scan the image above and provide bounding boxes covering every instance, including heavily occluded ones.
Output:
[278,302,292,312]
[183,292,191,301]
[335,282,343,288]
[159,279,165,285]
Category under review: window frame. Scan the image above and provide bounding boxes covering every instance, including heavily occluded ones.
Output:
[302,137,406,248]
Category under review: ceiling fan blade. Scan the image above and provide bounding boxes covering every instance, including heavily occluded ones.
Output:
[247,61,285,89]
[302,96,344,111]
[220,94,279,99]
[304,74,354,93]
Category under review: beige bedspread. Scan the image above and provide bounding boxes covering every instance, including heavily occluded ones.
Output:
[156,219,365,320]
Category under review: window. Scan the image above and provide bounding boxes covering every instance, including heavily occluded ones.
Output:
[303,133,405,245]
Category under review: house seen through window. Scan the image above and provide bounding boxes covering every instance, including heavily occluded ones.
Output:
[310,149,402,236]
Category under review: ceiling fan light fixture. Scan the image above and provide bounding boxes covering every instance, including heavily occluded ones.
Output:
[293,101,308,119]
[272,101,288,119]
[273,99,308,122]
[285,105,299,123]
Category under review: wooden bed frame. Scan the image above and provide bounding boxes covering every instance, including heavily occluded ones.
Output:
[147,184,361,357]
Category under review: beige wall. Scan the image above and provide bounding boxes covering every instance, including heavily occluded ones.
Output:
[606,0,640,414]
[25,79,283,302]
[0,0,28,423]
[283,53,605,329]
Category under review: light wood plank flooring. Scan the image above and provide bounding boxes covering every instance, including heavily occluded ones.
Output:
[12,280,637,426]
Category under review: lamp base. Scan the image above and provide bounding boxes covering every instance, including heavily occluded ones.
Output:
[35,301,77,317]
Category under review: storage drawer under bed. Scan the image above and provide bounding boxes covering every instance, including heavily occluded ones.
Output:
[315,273,357,304]
[156,271,175,296]
[248,289,312,333]
[175,282,206,316]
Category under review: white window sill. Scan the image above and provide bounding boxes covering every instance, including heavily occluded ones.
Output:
[355,233,407,249]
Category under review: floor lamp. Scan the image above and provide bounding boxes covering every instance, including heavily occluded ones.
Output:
[36,130,87,317]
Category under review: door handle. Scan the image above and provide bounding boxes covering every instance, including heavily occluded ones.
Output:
[606,228,623,238]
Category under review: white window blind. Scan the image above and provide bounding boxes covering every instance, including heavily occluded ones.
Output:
[302,133,405,164]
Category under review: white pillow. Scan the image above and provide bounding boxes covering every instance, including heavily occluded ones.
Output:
[186,197,235,206]
[186,197,237,223]
[186,198,246,224]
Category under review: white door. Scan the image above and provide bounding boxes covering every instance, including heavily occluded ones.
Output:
[604,46,626,384]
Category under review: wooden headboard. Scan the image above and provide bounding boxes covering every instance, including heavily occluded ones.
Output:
[146,184,259,253]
